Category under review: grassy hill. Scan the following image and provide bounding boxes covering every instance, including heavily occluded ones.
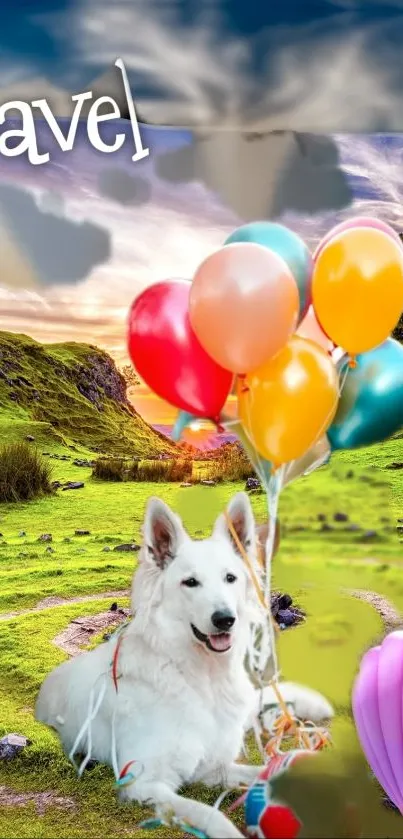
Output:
[0,332,176,457]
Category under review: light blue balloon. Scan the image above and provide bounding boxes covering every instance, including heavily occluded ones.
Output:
[327,338,403,451]
[224,221,313,321]
[171,410,196,442]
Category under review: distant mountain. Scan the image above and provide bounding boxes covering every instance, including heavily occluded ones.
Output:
[0,332,176,457]
[153,423,237,451]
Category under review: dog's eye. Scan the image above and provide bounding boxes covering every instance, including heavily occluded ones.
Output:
[182,577,200,588]
[225,573,237,584]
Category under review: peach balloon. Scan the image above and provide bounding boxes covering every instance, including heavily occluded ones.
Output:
[189,242,299,374]
[297,305,333,353]
[238,335,339,467]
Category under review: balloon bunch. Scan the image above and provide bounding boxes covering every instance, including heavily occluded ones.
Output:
[125,215,403,838]
[128,216,403,681]
[128,217,403,472]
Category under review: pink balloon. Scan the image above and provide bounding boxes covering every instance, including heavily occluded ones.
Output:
[352,632,403,811]
[378,634,403,806]
[314,217,401,261]
[296,305,333,354]
[189,242,299,374]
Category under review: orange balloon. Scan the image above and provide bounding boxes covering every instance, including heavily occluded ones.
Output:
[189,242,299,374]
[312,228,403,355]
[296,305,333,353]
[238,336,339,467]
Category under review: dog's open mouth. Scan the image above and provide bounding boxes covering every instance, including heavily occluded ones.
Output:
[191,623,232,653]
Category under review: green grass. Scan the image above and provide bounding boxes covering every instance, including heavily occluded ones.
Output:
[0,566,390,835]
[0,332,175,457]
[0,433,400,614]
[1,557,403,836]
[0,398,402,836]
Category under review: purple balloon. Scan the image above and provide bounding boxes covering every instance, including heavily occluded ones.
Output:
[378,634,403,805]
[314,216,401,261]
[352,633,403,811]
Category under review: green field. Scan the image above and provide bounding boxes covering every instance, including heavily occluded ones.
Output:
[1,332,402,838]
[0,423,402,837]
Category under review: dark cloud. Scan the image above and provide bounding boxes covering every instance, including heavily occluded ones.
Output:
[39,189,65,215]
[271,132,352,216]
[97,168,151,206]
[0,183,111,285]
[156,130,351,220]
[156,142,197,185]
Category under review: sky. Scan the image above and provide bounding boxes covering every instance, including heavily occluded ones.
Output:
[3,0,403,130]
[1,127,403,438]
[2,0,403,437]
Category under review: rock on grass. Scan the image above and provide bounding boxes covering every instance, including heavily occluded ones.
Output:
[271,592,305,629]
[0,734,31,761]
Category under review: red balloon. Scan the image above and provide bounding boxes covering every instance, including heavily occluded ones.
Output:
[260,804,302,839]
[127,280,233,419]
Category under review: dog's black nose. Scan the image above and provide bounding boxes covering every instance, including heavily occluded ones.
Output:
[211,610,235,631]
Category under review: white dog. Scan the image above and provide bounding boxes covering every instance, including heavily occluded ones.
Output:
[36,492,333,838]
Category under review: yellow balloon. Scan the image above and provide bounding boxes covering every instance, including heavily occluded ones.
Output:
[238,336,339,467]
[312,228,403,355]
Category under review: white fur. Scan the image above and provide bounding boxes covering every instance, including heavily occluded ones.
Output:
[35,492,333,839]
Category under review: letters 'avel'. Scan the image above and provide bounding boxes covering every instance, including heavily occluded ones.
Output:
[0,59,149,166]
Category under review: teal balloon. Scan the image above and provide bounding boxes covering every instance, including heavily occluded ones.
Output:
[224,221,313,321]
[171,410,196,442]
[327,338,403,451]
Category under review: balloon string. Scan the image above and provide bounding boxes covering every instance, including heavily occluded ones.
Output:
[232,354,350,688]
[224,512,266,611]
[242,385,280,686]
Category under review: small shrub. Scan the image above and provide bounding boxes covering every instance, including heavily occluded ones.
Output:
[0,442,53,503]
[92,458,125,481]
[225,461,255,481]
[200,463,224,484]
[127,460,139,481]
[92,456,193,483]
[168,458,193,482]
[135,460,167,482]
[136,458,192,482]
[200,443,254,483]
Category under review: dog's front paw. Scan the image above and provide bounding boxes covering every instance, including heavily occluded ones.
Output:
[283,682,334,723]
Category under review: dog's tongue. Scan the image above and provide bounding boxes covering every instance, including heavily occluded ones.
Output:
[208,633,231,652]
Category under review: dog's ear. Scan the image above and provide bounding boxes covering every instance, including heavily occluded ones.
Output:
[143,497,184,569]
[213,491,255,555]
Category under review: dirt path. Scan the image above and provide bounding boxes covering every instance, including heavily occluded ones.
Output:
[343,588,403,633]
[0,590,130,622]
[53,610,129,656]
[0,787,76,814]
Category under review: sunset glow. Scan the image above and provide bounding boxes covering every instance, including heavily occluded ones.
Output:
[1,132,401,432]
